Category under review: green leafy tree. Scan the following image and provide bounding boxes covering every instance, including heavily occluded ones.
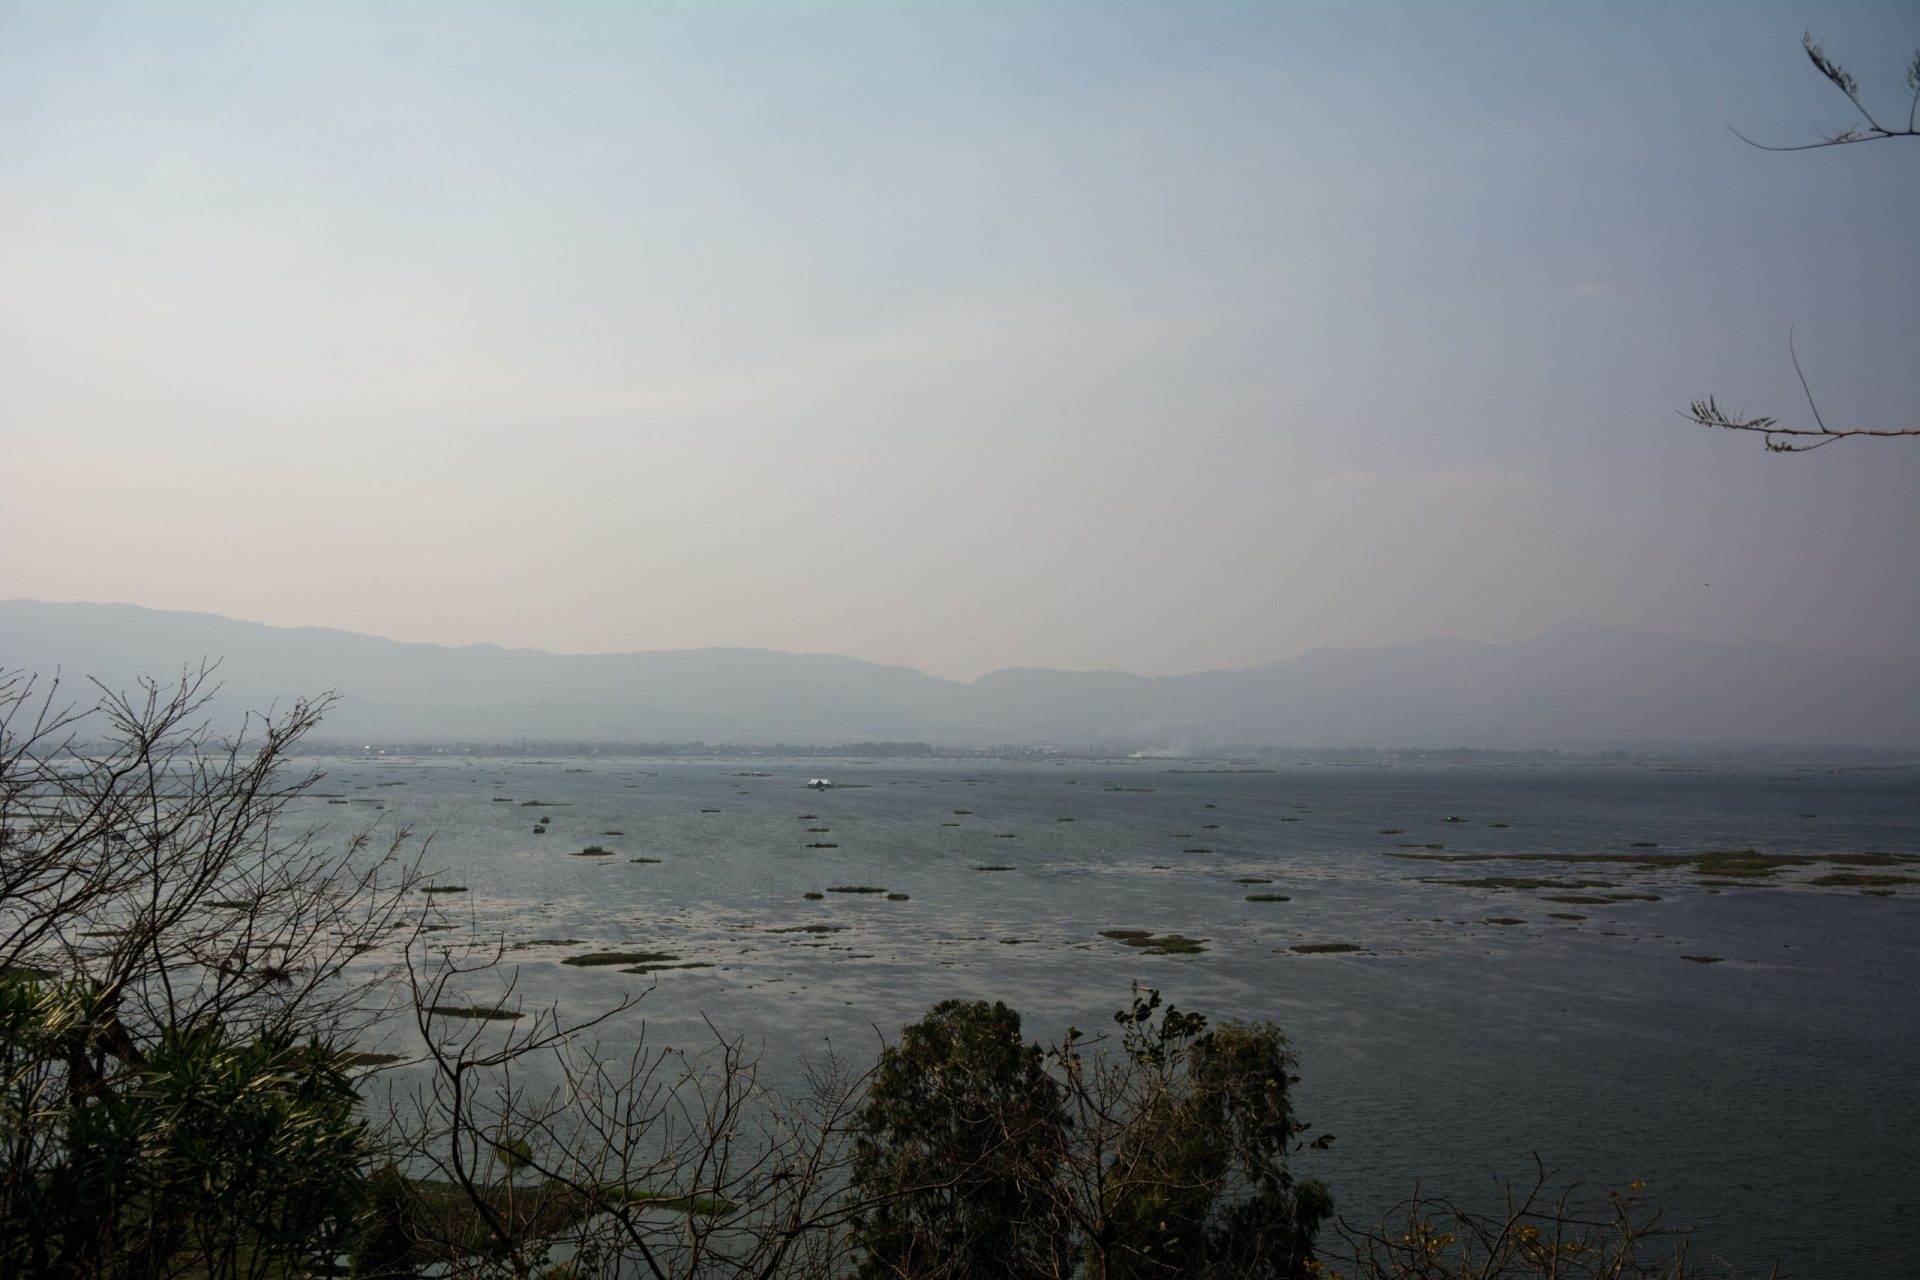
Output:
[851,991,1331,1279]
[0,976,372,1278]
[850,999,1073,1279]
[0,668,420,1277]
[1056,989,1331,1280]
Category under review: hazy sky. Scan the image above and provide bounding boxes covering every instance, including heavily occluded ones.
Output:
[3,1,1916,680]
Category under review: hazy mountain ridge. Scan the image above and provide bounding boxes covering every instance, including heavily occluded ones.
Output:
[2,601,1915,749]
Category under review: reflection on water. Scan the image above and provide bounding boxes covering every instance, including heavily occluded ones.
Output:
[316,755,1919,1277]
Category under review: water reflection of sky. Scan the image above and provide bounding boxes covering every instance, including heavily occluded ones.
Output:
[313,755,1919,1277]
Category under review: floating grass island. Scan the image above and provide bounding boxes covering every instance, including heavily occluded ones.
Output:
[339,1051,404,1067]
[1245,894,1292,902]
[975,864,1016,872]
[420,884,468,894]
[1389,848,1919,886]
[1099,929,1207,956]
[826,885,887,894]
[805,842,839,849]
[572,845,614,857]
[1287,943,1363,955]
[1422,876,1616,891]
[562,951,677,967]
[427,1005,521,1021]
[1484,916,1526,926]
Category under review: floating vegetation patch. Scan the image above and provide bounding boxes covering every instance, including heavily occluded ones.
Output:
[806,827,831,833]
[802,891,825,900]
[630,857,661,864]
[519,801,564,807]
[1444,816,1466,823]
[1099,929,1207,955]
[1245,894,1292,903]
[572,845,614,857]
[1379,828,1404,835]
[1288,943,1363,955]
[1490,822,1510,828]
[805,842,839,849]
[1182,847,1213,854]
[427,1005,521,1021]
[951,810,972,815]
[1807,872,1918,887]
[1630,842,1660,848]
[1546,912,1587,921]
[700,808,721,813]
[562,951,677,967]
[797,814,819,820]
[826,886,887,894]
[1607,893,1661,901]
[975,864,1016,872]
[620,962,715,975]
[886,892,910,901]
[994,833,1019,839]
[1233,877,1273,884]
[1681,955,1723,964]
[340,1051,403,1067]
[1389,849,1920,882]
[0,964,55,981]
[1058,817,1076,822]
[601,830,624,836]
[1105,786,1154,793]
[511,938,586,949]
[1539,895,1617,905]
[1202,823,1220,829]
[939,822,961,827]
[1483,917,1526,926]
[769,924,845,934]
[1422,877,1617,891]
[420,885,468,894]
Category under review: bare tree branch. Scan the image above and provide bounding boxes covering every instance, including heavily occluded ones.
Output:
[1684,331,1920,453]
[1730,33,1920,150]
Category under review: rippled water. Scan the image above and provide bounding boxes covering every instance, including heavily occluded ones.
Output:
[308,754,1919,1277]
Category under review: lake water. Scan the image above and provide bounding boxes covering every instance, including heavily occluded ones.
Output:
[305,754,1919,1277]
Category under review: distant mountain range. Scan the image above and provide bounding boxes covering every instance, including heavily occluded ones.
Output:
[3,600,1916,749]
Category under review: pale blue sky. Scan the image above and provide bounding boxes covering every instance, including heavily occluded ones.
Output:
[3,1,1916,679]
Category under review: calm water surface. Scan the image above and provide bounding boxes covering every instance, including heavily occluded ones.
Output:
[308,755,1920,1277]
